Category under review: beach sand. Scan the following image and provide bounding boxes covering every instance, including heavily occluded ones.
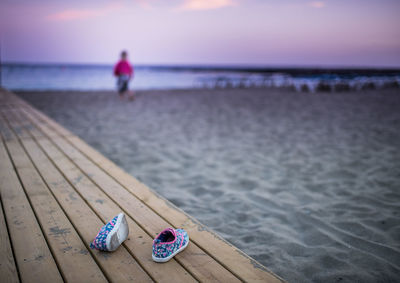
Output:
[17,88,400,282]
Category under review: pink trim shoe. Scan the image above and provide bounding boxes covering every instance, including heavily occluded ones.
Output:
[152,228,189,262]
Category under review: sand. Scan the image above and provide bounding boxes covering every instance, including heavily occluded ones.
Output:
[17,88,400,282]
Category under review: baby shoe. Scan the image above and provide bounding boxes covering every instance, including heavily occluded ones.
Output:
[152,228,189,262]
[90,213,129,251]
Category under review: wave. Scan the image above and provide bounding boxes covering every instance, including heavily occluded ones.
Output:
[194,73,400,92]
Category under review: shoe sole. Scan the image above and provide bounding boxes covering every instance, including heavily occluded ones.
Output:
[152,234,189,263]
[106,213,129,251]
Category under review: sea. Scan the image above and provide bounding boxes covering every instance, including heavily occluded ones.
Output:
[2,63,400,92]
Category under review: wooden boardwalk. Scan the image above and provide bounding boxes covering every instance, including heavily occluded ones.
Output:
[0,88,284,283]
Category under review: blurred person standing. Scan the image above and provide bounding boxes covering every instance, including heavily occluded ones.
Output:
[114,50,134,100]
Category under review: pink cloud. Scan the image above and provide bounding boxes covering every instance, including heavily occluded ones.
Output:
[47,3,122,21]
[47,10,100,21]
[308,1,325,8]
[178,0,236,11]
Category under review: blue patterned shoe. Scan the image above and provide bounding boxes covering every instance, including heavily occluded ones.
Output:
[152,228,189,262]
[90,213,129,251]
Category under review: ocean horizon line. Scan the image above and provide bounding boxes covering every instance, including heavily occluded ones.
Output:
[2,61,400,74]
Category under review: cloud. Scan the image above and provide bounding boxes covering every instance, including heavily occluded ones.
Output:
[178,0,236,11]
[47,9,101,21]
[47,3,122,21]
[308,1,325,8]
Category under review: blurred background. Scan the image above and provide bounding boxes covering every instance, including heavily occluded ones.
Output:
[2,1,400,282]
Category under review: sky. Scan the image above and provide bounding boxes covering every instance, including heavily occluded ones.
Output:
[0,0,399,67]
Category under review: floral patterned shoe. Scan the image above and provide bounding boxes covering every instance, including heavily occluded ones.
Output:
[152,228,189,262]
[90,213,129,251]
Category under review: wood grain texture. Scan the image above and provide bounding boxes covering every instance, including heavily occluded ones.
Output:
[0,140,63,283]
[0,195,19,283]
[3,137,108,283]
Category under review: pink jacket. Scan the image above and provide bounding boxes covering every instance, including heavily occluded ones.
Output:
[114,60,134,77]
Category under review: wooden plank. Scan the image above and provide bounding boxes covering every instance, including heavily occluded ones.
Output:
[3,138,109,283]
[9,108,44,139]
[0,140,63,283]
[0,116,17,142]
[22,135,192,282]
[1,109,31,140]
[0,195,19,283]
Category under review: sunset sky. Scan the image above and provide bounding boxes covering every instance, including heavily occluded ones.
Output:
[1,0,399,67]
